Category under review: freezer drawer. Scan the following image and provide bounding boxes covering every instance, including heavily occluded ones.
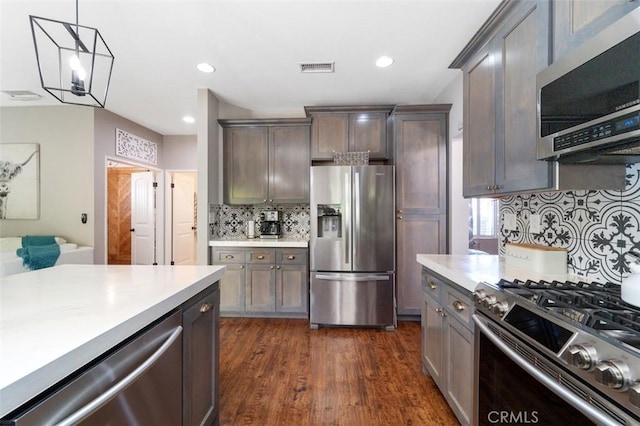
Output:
[310,272,396,329]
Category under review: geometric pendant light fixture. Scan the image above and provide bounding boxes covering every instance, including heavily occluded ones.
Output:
[29,0,114,108]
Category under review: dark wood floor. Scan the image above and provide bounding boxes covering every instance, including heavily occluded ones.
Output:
[219,318,459,426]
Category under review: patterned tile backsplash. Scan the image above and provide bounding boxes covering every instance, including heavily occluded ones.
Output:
[209,204,310,240]
[499,163,640,284]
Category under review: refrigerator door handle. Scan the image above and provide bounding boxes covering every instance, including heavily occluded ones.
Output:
[344,172,350,265]
[354,171,360,265]
[315,274,390,281]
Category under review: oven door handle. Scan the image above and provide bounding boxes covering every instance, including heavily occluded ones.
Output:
[473,314,622,426]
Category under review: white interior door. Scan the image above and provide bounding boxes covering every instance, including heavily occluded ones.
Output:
[172,172,197,265]
[131,171,155,265]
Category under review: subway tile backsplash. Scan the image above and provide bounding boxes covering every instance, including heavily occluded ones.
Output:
[499,163,640,284]
[209,204,310,240]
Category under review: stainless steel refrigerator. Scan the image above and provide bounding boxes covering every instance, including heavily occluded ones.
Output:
[310,165,396,329]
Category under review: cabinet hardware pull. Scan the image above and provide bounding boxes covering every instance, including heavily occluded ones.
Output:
[440,310,447,318]
[225,255,234,259]
[435,307,442,314]
[200,303,213,313]
[276,266,281,269]
[257,255,265,260]
[287,255,295,260]
[270,265,275,269]
[428,281,437,290]
[452,300,466,311]
[240,265,244,269]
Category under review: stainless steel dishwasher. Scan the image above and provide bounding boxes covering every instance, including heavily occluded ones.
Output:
[1,311,183,425]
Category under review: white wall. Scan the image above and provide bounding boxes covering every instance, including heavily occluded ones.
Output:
[434,72,470,254]
[164,135,197,170]
[0,106,94,246]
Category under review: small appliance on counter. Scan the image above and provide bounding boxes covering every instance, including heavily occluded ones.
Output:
[259,210,281,239]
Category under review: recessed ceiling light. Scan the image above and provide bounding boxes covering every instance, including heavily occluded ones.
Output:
[376,56,394,68]
[197,63,215,73]
[183,116,195,124]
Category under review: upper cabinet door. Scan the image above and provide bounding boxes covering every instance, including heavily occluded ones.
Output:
[553,0,639,61]
[269,126,310,203]
[310,113,349,160]
[223,126,269,204]
[462,46,496,198]
[349,112,388,159]
[494,0,552,194]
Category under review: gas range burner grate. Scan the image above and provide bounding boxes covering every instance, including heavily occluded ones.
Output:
[497,278,640,350]
[497,278,618,291]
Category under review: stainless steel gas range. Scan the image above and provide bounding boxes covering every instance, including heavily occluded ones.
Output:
[473,279,640,426]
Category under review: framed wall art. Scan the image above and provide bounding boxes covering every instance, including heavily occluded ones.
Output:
[0,143,40,220]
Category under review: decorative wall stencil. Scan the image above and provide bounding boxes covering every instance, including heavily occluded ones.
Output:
[499,164,640,284]
[0,143,39,219]
[115,129,158,165]
[210,204,310,240]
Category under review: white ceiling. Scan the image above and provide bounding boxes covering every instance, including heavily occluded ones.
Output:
[0,0,502,136]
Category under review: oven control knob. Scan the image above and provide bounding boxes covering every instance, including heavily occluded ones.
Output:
[491,301,509,317]
[629,383,640,408]
[473,290,487,304]
[594,360,631,390]
[482,295,497,309]
[565,344,598,371]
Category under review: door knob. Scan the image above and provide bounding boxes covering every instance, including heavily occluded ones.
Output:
[130,228,135,232]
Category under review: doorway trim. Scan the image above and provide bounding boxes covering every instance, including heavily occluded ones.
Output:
[104,156,164,265]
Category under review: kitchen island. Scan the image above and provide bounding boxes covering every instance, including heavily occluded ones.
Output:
[0,264,225,420]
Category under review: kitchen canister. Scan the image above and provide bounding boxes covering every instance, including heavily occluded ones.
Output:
[622,251,640,307]
[247,221,255,238]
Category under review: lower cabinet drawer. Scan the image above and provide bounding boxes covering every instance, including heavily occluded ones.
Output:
[212,250,246,264]
[276,249,307,265]
[444,286,472,329]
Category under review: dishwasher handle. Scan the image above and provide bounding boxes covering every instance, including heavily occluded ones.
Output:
[56,325,183,426]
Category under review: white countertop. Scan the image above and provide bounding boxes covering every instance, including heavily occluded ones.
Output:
[0,264,225,417]
[209,238,308,248]
[416,254,578,293]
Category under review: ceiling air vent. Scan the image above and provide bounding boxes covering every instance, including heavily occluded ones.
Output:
[299,62,335,73]
[2,90,42,101]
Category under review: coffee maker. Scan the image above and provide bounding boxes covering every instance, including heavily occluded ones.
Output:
[259,210,282,239]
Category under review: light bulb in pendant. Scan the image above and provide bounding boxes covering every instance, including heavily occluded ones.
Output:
[70,54,86,96]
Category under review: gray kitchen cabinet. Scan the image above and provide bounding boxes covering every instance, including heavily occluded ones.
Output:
[455,0,552,197]
[421,268,474,426]
[219,119,311,204]
[392,106,449,316]
[453,0,629,197]
[304,105,394,160]
[553,0,639,61]
[211,247,308,317]
[182,286,220,426]
[245,249,276,312]
[212,250,246,312]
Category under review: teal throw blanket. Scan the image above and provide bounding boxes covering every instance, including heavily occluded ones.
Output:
[22,235,57,246]
[17,236,61,270]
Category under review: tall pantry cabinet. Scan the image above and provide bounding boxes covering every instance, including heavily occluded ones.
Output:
[392,105,450,316]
